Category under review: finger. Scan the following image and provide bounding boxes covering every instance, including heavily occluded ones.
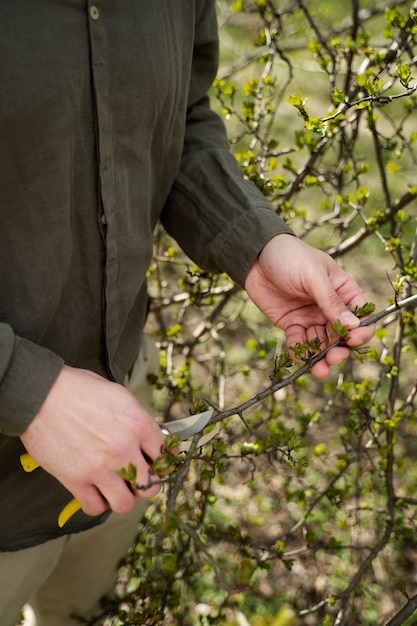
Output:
[304,262,365,329]
[310,346,350,378]
[285,323,309,353]
[93,445,162,509]
[132,455,162,499]
[345,322,375,347]
[317,286,362,330]
[305,326,330,378]
[139,424,170,473]
[310,360,331,378]
[94,472,137,515]
[74,484,109,517]
[136,411,167,458]
[304,325,348,377]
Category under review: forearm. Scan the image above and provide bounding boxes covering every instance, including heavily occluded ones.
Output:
[161,6,294,287]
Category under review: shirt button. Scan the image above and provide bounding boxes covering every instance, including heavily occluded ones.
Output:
[101,214,107,225]
[89,6,100,20]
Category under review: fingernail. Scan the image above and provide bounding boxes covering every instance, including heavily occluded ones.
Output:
[338,310,359,327]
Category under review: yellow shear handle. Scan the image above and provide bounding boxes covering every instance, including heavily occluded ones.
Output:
[20,452,40,472]
[57,498,82,528]
[20,452,82,527]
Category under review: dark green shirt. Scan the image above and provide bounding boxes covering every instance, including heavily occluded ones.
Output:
[0,0,293,550]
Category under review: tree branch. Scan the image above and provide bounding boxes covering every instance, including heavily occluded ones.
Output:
[206,293,417,428]
[327,190,417,257]
[386,594,417,626]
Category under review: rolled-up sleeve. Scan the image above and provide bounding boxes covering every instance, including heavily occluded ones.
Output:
[161,0,294,288]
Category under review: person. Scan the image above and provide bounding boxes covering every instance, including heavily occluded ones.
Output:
[0,1,374,625]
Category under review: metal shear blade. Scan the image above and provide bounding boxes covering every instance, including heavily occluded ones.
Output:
[160,409,214,440]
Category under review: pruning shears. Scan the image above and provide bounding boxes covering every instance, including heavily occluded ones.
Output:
[20,409,217,528]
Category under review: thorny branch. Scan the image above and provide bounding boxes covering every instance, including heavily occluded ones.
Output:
[328,190,417,257]
[151,294,417,496]
[204,294,417,430]
[386,594,417,626]
[157,293,417,623]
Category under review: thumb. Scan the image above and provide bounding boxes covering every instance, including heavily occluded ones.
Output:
[307,265,361,329]
[307,270,375,350]
[337,308,361,329]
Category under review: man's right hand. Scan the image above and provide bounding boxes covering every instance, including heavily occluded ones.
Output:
[20,365,166,517]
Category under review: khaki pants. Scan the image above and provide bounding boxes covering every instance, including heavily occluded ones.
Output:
[0,337,159,626]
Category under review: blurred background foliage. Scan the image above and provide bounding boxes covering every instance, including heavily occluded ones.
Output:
[97,2,417,625]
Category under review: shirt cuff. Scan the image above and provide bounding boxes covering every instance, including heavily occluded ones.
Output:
[204,205,295,288]
[0,336,64,437]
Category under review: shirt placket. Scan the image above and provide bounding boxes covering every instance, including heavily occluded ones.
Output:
[87,2,119,374]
